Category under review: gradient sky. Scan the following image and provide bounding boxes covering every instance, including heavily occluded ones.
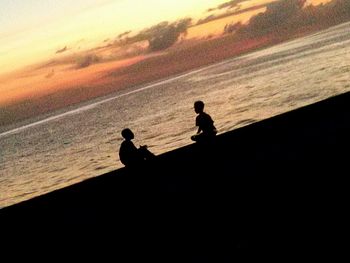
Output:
[0,0,330,75]
[0,0,225,74]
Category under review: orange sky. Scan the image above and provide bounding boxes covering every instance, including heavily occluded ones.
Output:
[0,0,336,107]
[0,0,228,75]
[0,56,151,105]
[0,0,331,75]
[0,0,330,75]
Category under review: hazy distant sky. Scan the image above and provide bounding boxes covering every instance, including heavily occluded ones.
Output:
[0,0,330,74]
[0,0,224,73]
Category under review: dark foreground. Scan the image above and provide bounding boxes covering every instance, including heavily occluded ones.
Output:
[2,92,350,257]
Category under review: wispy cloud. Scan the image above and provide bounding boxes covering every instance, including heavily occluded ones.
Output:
[55,46,68,54]
[215,0,251,10]
[198,3,268,25]
[113,18,192,52]
[224,0,350,38]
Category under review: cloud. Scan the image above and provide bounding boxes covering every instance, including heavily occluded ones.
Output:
[224,21,244,34]
[144,18,192,51]
[216,0,251,10]
[197,4,268,25]
[45,69,55,78]
[207,0,252,12]
[55,46,68,54]
[117,31,132,39]
[314,0,350,23]
[231,0,350,38]
[114,18,192,52]
[75,54,100,69]
[237,0,306,37]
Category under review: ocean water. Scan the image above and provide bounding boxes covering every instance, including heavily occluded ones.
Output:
[1,22,350,208]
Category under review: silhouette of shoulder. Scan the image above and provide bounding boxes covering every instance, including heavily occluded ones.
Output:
[196,112,215,133]
[119,140,141,166]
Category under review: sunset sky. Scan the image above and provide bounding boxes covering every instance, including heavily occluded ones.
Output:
[0,0,268,73]
[0,0,343,134]
[1,0,224,74]
[0,0,331,75]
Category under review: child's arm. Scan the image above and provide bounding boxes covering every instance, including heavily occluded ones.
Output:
[195,116,202,134]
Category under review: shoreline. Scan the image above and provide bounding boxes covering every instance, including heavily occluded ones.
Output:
[0,27,315,129]
[0,23,339,135]
[0,52,245,136]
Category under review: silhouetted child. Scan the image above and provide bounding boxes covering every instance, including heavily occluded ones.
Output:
[119,128,155,167]
[191,100,217,143]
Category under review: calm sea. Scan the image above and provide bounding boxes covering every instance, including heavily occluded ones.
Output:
[1,22,350,208]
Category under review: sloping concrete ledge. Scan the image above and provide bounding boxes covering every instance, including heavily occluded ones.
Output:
[1,92,349,255]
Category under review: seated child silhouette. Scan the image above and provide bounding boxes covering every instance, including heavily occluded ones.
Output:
[191,100,217,143]
[119,128,155,167]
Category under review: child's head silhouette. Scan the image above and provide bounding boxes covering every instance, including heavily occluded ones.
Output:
[194,100,204,114]
[121,128,134,140]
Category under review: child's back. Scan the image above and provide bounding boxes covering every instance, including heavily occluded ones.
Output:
[196,111,217,136]
[191,101,217,142]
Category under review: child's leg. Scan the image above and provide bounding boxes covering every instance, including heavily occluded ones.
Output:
[140,147,155,160]
[191,134,204,143]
